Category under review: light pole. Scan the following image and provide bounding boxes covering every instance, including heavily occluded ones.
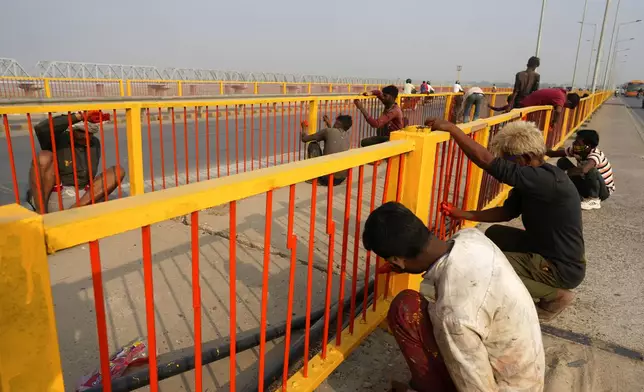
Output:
[591,0,612,93]
[536,0,547,56]
[456,65,462,82]
[572,0,589,89]
[583,23,598,88]
[603,19,641,89]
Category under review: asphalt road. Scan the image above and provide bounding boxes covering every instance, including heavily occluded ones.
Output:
[623,95,644,122]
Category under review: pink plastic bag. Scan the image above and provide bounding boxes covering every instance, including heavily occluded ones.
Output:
[77,338,149,391]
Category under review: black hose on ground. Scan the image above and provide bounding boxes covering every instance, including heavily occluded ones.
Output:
[245,279,377,392]
[87,307,327,392]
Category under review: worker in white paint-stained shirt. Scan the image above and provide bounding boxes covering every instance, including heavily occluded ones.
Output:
[362,202,544,392]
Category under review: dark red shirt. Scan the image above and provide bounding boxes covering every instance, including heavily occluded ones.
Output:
[367,90,404,134]
[520,88,567,108]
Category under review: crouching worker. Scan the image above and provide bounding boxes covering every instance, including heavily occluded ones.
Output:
[363,202,545,392]
[425,117,585,321]
[27,111,125,214]
[547,129,614,210]
[300,114,352,186]
[354,85,404,147]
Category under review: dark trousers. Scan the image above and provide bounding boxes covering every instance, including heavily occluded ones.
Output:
[387,290,457,392]
[317,175,345,187]
[360,127,390,147]
[557,157,609,200]
[485,225,566,301]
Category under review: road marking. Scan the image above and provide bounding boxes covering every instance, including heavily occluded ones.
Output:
[623,102,644,143]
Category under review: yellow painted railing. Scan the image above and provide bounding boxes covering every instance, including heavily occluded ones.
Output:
[0,76,511,99]
[0,91,609,391]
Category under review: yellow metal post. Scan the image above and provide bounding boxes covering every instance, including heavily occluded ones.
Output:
[383,129,439,295]
[282,82,287,95]
[126,106,145,195]
[560,109,571,145]
[488,93,497,117]
[126,80,132,97]
[307,83,312,94]
[364,84,368,92]
[444,95,454,120]
[542,109,553,144]
[254,82,259,95]
[328,84,333,93]
[177,81,183,97]
[465,126,491,212]
[118,80,125,97]
[347,84,352,93]
[43,78,52,98]
[219,81,224,95]
[0,204,65,392]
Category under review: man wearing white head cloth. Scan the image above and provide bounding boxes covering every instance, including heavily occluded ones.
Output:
[28,111,125,213]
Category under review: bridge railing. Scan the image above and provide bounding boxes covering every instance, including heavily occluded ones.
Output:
[0,91,609,391]
[0,92,515,210]
[0,76,512,99]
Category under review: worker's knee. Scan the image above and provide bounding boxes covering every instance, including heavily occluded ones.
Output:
[556,157,571,170]
[35,150,54,168]
[387,289,423,329]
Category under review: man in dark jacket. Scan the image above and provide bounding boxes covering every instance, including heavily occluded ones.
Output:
[28,111,125,213]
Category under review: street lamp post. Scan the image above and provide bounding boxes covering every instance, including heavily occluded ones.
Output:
[572,0,589,89]
[456,65,462,82]
[603,19,641,89]
[584,24,598,89]
[591,0,612,93]
[536,0,547,56]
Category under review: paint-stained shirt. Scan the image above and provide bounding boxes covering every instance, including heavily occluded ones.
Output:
[423,229,545,392]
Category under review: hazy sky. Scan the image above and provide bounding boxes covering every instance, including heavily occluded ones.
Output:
[1,0,642,85]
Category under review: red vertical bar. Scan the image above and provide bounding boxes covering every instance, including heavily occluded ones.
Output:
[112,110,122,198]
[81,114,97,203]
[434,142,448,231]
[366,161,379,315]
[184,107,190,184]
[26,114,45,213]
[158,108,167,189]
[205,107,211,180]
[171,108,179,187]
[229,200,237,390]
[225,105,230,176]
[98,112,109,198]
[216,106,221,177]
[259,103,263,169]
[287,102,292,163]
[243,105,247,172]
[280,102,285,164]
[427,146,440,231]
[396,155,405,202]
[46,113,63,210]
[266,103,270,168]
[146,109,155,192]
[382,157,393,203]
[89,241,112,392]
[191,211,203,391]
[258,190,273,392]
[141,225,159,391]
[273,103,277,165]
[303,178,317,376]
[234,105,239,174]
[321,175,335,359]
[349,165,364,332]
[195,107,200,182]
[336,168,353,345]
[282,184,297,390]
[251,104,255,171]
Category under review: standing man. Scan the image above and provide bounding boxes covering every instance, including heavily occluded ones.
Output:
[458,86,486,123]
[354,85,404,147]
[363,202,545,392]
[425,117,585,321]
[510,56,541,109]
[27,111,125,214]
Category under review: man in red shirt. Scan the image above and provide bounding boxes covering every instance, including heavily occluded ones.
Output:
[354,85,404,147]
[490,88,580,126]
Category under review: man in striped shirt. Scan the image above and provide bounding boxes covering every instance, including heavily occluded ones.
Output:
[547,129,614,210]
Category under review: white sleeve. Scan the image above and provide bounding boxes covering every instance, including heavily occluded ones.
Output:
[433,315,497,391]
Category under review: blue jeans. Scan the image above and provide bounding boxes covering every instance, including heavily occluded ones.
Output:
[464,93,484,123]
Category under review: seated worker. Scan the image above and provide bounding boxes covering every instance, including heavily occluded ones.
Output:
[354,85,404,147]
[489,87,580,127]
[547,129,614,210]
[300,114,352,187]
[363,202,544,392]
[27,111,125,214]
[457,86,486,123]
[425,117,585,321]
[403,79,416,94]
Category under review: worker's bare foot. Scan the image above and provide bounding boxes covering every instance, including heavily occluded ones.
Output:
[537,289,575,322]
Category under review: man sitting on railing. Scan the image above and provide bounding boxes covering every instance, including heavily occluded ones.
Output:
[354,85,404,147]
[425,117,585,322]
[300,114,352,186]
[27,111,125,213]
[363,202,544,392]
